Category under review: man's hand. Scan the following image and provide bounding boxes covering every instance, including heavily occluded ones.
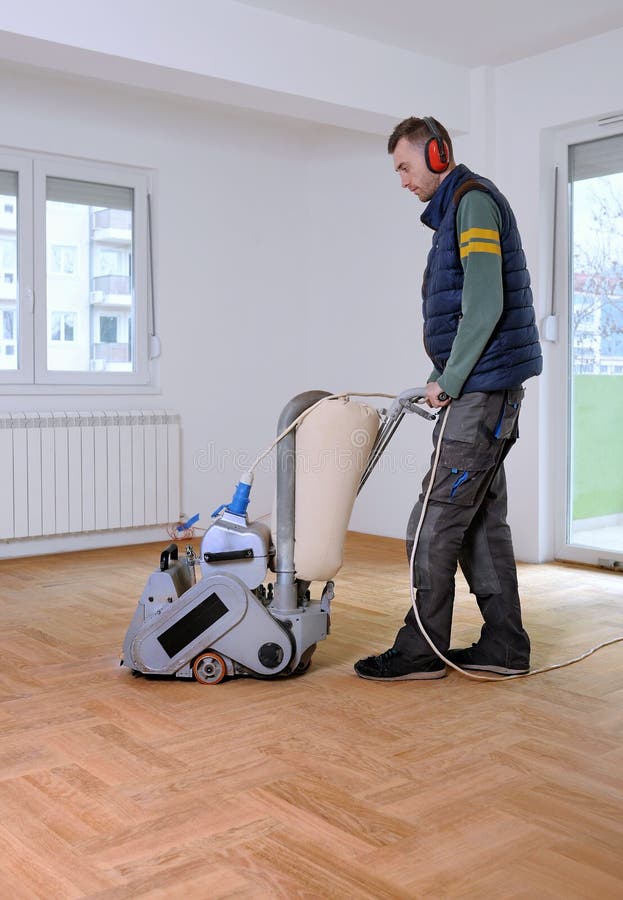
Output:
[425,382,452,408]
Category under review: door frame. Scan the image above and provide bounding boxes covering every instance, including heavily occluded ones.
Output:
[552,119,623,565]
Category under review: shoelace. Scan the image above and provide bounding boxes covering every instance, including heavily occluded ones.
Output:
[376,648,399,669]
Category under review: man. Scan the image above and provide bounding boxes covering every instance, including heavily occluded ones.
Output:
[355,116,542,682]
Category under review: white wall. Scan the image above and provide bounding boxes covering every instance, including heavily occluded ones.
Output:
[303,126,442,540]
[0,64,319,552]
[2,22,623,562]
[0,62,449,557]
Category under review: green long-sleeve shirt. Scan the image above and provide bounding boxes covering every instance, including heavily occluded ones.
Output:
[429,190,504,398]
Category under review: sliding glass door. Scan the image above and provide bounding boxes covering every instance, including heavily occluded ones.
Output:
[564,132,623,565]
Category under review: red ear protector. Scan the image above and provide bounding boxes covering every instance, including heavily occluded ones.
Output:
[423,116,450,173]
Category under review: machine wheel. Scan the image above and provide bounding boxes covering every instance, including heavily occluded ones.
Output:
[193,651,227,684]
[293,643,316,676]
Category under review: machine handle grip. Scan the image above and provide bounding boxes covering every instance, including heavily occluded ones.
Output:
[389,387,436,421]
[203,548,254,563]
[160,542,179,571]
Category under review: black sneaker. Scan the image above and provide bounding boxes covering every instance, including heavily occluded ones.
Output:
[354,648,446,681]
[446,644,529,675]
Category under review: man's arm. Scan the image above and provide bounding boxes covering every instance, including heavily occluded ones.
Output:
[428,367,441,383]
[435,190,504,400]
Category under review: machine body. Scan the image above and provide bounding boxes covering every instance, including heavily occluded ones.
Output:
[122,517,332,681]
[121,388,429,684]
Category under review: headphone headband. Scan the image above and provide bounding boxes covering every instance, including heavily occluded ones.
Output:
[422,116,440,137]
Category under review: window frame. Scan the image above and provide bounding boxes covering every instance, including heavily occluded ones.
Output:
[551,119,623,566]
[0,151,34,385]
[0,149,154,391]
[34,157,151,387]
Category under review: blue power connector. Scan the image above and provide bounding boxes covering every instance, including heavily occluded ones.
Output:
[227,479,252,516]
[212,473,253,518]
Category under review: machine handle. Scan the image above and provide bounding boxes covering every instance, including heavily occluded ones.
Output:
[160,542,179,571]
[385,387,436,422]
[203,548,254,563]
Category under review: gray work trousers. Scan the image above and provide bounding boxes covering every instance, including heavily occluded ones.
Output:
[392,389,530,667]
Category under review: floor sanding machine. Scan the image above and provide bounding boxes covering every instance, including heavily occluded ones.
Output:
[121,389,433,684]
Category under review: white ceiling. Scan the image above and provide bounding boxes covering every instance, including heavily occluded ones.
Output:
[236,0,623,66]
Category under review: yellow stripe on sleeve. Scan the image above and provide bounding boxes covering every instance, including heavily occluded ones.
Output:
[460,241,502,259]
[460,227,500,243]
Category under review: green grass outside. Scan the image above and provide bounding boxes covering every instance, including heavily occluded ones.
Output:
[572,374,623,520]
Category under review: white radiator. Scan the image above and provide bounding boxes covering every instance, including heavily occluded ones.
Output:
[0,410,180,540]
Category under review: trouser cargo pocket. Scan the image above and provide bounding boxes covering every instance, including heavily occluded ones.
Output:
[426,389,523,506]
[492,388,524,440]
[430,460,496,506]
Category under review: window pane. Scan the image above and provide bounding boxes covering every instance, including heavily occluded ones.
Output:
[99,315,118,343]
[3,309,14,338]
[51,312,61,341]
[0,170,18,371]
[569,140,623,554]
[64,312,75,342]
[45,176,134,372]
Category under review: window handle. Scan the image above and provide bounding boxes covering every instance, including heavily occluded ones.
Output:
[24,287,34,314]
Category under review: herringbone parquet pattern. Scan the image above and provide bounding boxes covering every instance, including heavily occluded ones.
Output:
[1,533,622,898]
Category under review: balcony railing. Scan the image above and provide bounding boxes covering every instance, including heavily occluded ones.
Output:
[92,209,132,230]
[92,342,130,363]
[91,274,131,295]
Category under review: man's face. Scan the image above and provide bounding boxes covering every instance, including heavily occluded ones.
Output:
[392,136,440,202]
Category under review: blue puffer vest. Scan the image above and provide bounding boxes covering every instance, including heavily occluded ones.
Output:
[421,164,542,393]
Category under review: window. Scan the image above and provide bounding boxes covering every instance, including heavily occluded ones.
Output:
[0,150,153,389]
[2,310,14,339]
[0,171,19,373]
[50,311,76,342]
[49,244,78,276]
[99,315,118,343]
[1,237,16,268]
[0,309,15,362]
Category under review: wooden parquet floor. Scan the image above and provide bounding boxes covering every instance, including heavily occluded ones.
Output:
[1,532,623,898]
